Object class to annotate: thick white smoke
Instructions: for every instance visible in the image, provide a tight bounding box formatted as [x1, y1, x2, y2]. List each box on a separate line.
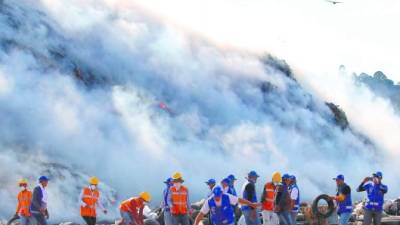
[0, 0, 397, 223]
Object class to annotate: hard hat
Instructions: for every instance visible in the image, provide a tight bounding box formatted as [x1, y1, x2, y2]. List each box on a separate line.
[89, 176, 99, 185]
[228, 174, 237, 181]
[290, 175, 297, 181]
[272, 172, 282, 183]
[248, 171, 259, 178]
[164, 178, 172, 184]
[172, 172, 182, 180]
[205, 179, 216, 185]
[19, 178, 28, 185]
[212, 186, 223, 197]
[333, 174, 344, 181]
[282, 174, 290, 180]
[38, 176, 49, 182]
[373, 171, 383, 178]
[221, 178, 230, 184]
[139, 192, 152, 202]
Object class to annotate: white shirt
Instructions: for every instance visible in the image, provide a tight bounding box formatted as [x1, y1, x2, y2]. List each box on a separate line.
[40, 184, 48, 203]
[290, 187, 299, 200]
[200, 194, 239, 214]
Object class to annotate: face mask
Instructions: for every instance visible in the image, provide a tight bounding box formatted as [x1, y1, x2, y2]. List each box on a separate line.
[273, 182, 279, 186]
[20, 186, 27, 191]
[174, 183, 182, 189]
[90, 185, 97, 190]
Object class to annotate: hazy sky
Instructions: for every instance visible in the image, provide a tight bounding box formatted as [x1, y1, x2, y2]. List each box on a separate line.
[130, 0, 400, 82]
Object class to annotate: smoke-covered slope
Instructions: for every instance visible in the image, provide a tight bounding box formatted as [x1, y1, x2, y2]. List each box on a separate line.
[0, 0, 390, 222]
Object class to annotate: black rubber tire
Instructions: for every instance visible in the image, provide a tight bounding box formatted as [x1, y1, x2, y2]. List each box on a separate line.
[312, 194, 335, 219]
[144, 218, 161, 225]
[7, 215, 20, 225]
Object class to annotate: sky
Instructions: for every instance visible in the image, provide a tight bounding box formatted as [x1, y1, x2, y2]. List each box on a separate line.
[129, 0, 400, 81]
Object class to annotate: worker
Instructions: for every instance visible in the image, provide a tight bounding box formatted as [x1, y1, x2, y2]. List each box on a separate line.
[227, 174, 237, 196]
[162, 178, 174, 225]
[15, 178, 32, 225]
[30, 176, 49, 225]
[168, 172, 191, 225]
[206, 179, 217, 197]
[221, 178, 231, 194]
[274, 174, 293, 225]
[330, 175, 352, 225]
[80, 176, 107, 225]
[241, 171, 261, 225]
[260, 172, 281, 225]
[357, 172, 388, 225]
[194, 186, 260, 225]
[288, 175, 300, 225]
[120, 192, 151, 225]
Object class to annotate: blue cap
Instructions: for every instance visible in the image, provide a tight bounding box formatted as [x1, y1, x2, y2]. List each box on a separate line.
[38, 176, 49, 182]
[212, 186, 223, 197]
[290, 175, 296, 180]
[164, 178, 172, 184]
[248, 171, 259, 178]
[228, 174, 237, 181]
[333, 174, 344, 181]
[221, 178, 230, 184]
[282, 174, 290, 179]
[206, 179, 216, 185]
[373, 172, 383, 178]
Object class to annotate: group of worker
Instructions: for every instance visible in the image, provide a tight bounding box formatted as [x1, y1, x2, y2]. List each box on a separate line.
[13, 170, 388, 225]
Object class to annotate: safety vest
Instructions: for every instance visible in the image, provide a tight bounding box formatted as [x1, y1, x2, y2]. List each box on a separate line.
[209, 194, 235, 225]
[364, 183, 387, 211]
[120, 197, 144, 212]
[80, 187, 100, 217]
[241, 181, 257, 211]
[262, 182, 276, 211]
[337, 184, 352, 214]
[170, 185, 188, 215]
[17, 190, 32, 217]
[290, 184, 300, 212]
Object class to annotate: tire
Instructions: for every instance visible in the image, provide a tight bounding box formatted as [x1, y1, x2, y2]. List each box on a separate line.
[311, 194, 335, 219]
[145, 218, 161, 225]
[7, 215, 20, 225]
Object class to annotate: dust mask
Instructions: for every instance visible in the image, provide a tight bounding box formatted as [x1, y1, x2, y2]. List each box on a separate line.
[20, 186, 27, 191]
[90, 185, 97, 190]
[174, 183, 182, 189]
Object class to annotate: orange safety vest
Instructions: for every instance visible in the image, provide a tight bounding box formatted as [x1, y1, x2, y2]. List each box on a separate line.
[120, 197, 143, 212]
[16, 190, 32, 217]
[80, 187, 100, 217]
[170, 185, 188, 215]
[262, 182, 276, 211]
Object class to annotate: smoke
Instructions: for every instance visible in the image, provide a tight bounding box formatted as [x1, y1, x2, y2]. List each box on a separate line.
[0, 0, 398, 222]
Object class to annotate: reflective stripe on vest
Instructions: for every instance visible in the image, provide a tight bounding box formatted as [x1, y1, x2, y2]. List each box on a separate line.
[170, 186, 188, 215]
[17, 190, 32, 217]
[262, 182, 276, 211]
[80, 187, 100, 217]
[209, 195, 234, 225]
[290, 185, 300, 212]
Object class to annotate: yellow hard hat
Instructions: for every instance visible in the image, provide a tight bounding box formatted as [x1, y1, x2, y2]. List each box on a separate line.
[172, 172, 183, 180]
[272, 172, 282, 183]
[19, 178, 28, 185]
[139, 192, 151, 202]
[89, 176, 99, 185]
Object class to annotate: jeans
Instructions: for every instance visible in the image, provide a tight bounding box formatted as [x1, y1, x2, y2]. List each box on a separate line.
[277, 211, 293, 225]
[261, 210, 279, 225]
[243, 209, 261, 225]
[338, 212, 351, 225]
[172, 214, 190, 225]
[82, 216, 97, 225]
[363, 209, 382, 225]
[290, 212, 298, 225]
[32, 213, 47, 225]
[164, 210, 173, 225]
[121, 210, 137, 225]
[20, 216, 30, 225]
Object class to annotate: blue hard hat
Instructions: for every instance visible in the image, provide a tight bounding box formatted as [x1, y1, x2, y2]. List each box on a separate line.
[206, 179, 216, 185]
[248, 171, 259, 178]
[373, 171, 383, 178]
[221, 178, 230, 184]
[290, 175, 296, 180]
[38, 176, 49, 182]
[228, 174, 237, 181]
[333, 174, 344, 181]
[212, 186, 223, 197]
[164, 178, 172, 184]
[282, 174, 290, 179]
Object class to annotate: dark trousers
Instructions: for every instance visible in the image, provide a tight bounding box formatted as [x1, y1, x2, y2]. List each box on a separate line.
[83, 216, 97, 225]
[172, 214, 190, 225]
[32, 213, 47, 225]
[363, 209, 382, 225]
